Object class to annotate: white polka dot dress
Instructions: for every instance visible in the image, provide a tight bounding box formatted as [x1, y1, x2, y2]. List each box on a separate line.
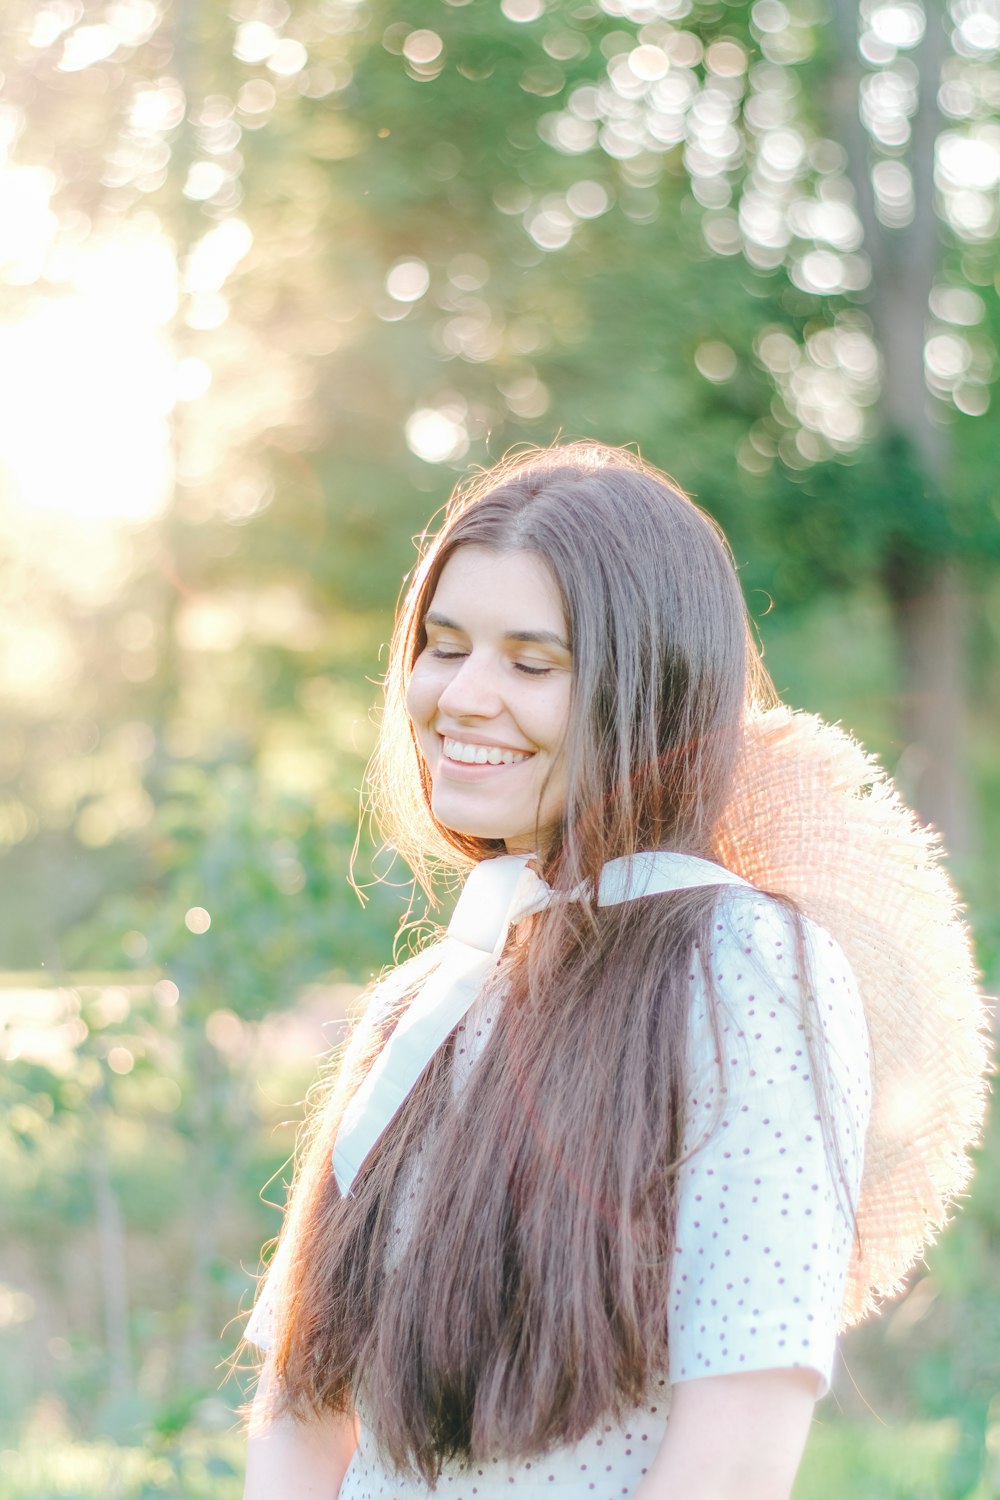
[247, 891, 871, 1497]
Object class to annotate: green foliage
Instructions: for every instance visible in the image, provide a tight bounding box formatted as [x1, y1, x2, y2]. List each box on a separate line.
[795, 1418, 976, 1500]
[4, 0, 999, 961]
[96, 760, 408, 1005]
[0, 1430, 245, 1500]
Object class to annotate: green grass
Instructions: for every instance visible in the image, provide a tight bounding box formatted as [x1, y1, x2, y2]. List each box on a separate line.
[0, 1434, 243, 1500]
[2, 1419, 995, 1500]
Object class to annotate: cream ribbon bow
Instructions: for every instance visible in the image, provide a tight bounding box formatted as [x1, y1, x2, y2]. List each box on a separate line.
[332, 849, 748, 1197]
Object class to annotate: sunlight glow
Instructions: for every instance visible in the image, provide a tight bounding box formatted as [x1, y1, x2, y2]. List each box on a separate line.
[0, 224, 176, 527]
[0, 165, 58, 282]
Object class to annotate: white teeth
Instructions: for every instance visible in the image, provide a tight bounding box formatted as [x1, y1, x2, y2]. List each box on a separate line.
[443, 738, 530, 766]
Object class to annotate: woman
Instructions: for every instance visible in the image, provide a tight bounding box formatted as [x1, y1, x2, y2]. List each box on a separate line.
[242, 443, 982, 1499]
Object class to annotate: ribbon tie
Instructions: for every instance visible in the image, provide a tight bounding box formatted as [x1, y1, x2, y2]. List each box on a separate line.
[333, 849, 748, 1196]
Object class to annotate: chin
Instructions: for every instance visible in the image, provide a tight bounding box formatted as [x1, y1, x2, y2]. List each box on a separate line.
[440, 818, 522, 843]
[433, 809, 528, 847]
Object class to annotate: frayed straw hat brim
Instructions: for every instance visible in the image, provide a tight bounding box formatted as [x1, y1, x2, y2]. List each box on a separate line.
[716, 707, 992, 1327]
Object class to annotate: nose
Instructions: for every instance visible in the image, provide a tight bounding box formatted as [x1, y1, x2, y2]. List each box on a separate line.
[436, 650, 502, 720]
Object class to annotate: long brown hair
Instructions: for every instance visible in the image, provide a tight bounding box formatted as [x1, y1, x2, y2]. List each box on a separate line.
[259, 444, 778, 1475]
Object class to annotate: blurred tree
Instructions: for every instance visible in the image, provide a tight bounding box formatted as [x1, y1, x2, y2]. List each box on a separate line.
[3, 0, 999, 979]
[202, 0, 1000, 846]
[495, 0, 1000, 845]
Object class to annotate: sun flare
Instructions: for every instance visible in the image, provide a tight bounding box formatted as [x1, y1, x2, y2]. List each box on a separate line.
[0, 213, 177, 529]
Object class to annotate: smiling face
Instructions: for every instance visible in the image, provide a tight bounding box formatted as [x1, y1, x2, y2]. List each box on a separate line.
[405, 545, 573, 854]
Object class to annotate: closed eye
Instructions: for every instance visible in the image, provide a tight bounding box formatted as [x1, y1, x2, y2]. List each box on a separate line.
[514, 662, 554, 677]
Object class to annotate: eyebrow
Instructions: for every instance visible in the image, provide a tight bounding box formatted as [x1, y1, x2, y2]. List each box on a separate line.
[425, 611, 571, 653]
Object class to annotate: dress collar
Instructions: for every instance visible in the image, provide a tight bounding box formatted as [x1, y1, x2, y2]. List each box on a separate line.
[333, 849, 748, 1196]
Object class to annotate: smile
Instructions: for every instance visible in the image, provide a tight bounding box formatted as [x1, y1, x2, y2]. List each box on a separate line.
[442, 737, 532, 766]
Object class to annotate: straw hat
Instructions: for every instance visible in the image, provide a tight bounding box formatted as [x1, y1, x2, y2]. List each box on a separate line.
[716, 706, 992, 1327]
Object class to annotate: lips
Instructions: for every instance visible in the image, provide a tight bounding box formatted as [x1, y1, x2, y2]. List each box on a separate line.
[441, 736, 532, 766]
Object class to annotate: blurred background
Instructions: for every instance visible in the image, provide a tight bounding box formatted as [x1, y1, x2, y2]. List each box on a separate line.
[0, 0, 998, 1495]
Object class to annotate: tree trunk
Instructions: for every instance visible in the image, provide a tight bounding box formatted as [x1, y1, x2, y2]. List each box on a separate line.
[828, 0, 970, 852]
[884, 559, 970, 851]
[91, 1132, 133, 1403]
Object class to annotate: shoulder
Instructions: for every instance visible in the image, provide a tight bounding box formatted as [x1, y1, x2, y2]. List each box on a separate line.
[704, 887, 861, 1012]
[692, 887, 870, 1092]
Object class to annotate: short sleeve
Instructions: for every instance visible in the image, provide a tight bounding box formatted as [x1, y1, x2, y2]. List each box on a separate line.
[668, 893, 871, 1396]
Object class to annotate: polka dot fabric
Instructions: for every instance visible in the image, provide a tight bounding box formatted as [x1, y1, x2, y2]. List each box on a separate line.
[340, 1388, 671, 1499]
[247, 891, 871, 1496]
[668, 895, 870, 1398]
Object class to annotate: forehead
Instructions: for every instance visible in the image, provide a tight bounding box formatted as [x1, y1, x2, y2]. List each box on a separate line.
[426, 546, 566, 628]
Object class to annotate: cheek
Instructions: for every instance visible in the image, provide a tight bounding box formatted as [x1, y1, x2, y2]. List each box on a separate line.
[404, 661, 438, 731]
[541, 684, 573, 755]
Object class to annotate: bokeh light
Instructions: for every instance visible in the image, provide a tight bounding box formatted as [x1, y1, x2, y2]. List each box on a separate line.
[405, 405, 471, 463]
